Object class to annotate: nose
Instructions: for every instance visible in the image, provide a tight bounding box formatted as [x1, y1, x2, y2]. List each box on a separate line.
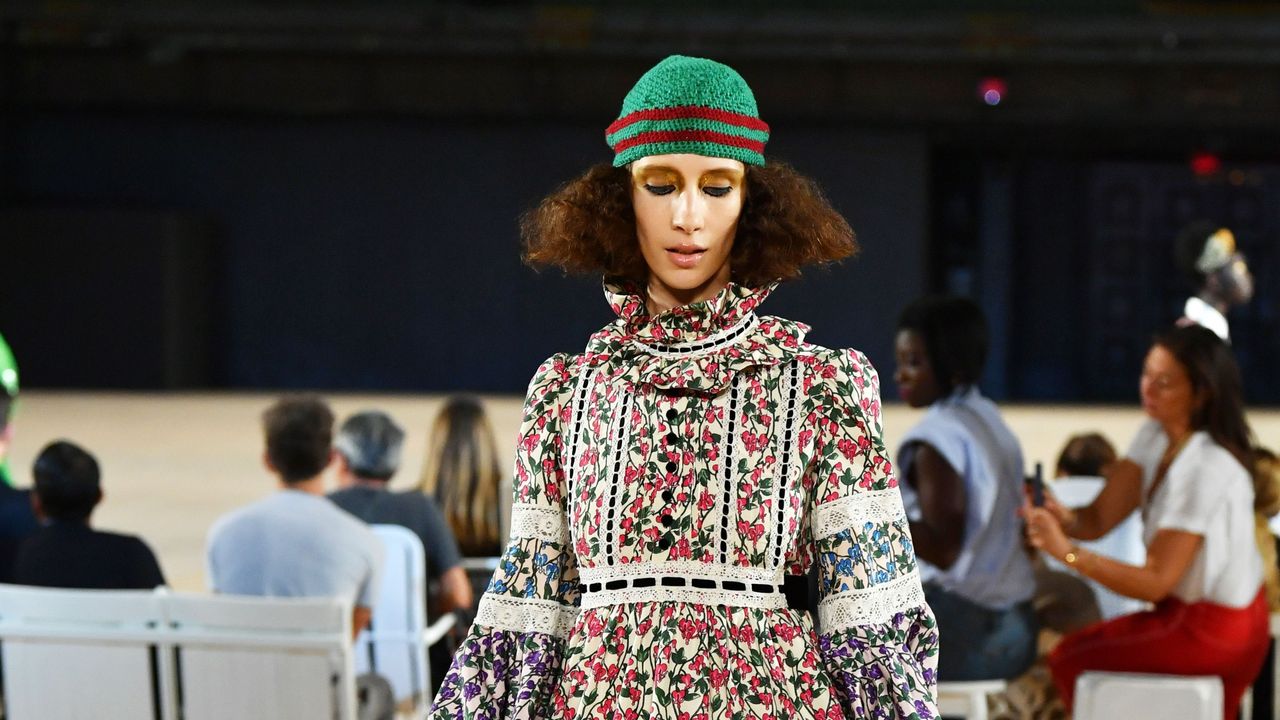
[671, 189, 705, 234]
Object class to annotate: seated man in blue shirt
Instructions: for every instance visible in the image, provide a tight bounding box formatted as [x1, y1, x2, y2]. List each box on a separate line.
[14, 440, 165, 589]
[207, 396, 383, 639]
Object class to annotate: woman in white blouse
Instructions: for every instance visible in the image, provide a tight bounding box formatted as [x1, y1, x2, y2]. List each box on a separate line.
[1024, 325, 1269, 719]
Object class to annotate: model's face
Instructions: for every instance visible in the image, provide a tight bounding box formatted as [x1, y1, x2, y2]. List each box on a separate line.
[894, 329, 942, 408]
[1214, 254, 1254, 305]
[631, 154, 745, 311]
[1139, 344, 1200, 429]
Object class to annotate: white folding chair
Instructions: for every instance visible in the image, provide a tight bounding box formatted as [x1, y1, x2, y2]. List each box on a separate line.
[355, 524, 457, 717]
[936, 679, 1007, 720]
[1047, 476, 1148, 619]
[0, 584, 172, 720]
[164, 591, 356, 720]
[1074, 671, 1222, 720]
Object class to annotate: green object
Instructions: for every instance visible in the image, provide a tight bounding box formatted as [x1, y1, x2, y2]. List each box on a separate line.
[606, 55, 770, 167]
[0, 332, 15, 488]
[0, 332, 15, 400]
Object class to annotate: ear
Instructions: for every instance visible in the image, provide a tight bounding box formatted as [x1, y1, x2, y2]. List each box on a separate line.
[262, 451, 277, 475]
[29, 491, 44, 521]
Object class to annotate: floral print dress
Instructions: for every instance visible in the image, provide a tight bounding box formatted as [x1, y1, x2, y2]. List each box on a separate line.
[431, 282, 938, 720]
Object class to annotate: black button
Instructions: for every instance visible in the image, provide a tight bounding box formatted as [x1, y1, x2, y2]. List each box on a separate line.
[661, 490, 674, 502]
[666, 408, 678, 421]
[658, 537, 672, 550]
[665, 433, 679, 444]
[665, 461, 678, 473]
[661, 515, 674, 527]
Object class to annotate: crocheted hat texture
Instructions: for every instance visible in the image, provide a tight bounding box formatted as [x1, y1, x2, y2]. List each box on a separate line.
[606, 55, 769, 167]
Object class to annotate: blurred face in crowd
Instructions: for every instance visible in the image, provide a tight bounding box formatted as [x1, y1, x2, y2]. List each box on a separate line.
[1211, 254, 1254, 306]
[1140, 344, 1201, 430]
[631, 154, 744, 313]
[894, 330, 942, 408]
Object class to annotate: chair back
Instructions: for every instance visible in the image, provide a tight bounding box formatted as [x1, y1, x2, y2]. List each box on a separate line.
[1074, 671, 1222, 719]
[1048, 475, 1148, 618]
[165, 591, 355, 720]
[0, 584, 168, 720]
[355, 524, 429, 711]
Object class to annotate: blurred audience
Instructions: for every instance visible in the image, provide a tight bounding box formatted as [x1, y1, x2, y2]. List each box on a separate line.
[1055, 433, 1117, 478]
[329, 410, 472, 697]
[893, 295, 1037, 681]
[1253, 446, 1280, 610]
[329, 410, 473, 614]
[206, 396, 383, 639]
[416, 396, 503, 558]
[0, 332, 38, 582]
[1024, 325, 1268, 719]
[1174, 222, 1254, 342]
[13, 440, 165, 589]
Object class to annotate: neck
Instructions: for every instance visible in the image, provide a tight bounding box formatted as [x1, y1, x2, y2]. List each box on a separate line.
[352, 477, 390, 490]
[645, 269, 731, 316]
[1197, 290, 1229, 314]
[282, 475, 325, 496]
[1161, 421, 1195, 450]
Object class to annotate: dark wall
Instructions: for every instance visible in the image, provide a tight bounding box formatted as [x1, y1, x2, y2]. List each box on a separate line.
[2, 113, 928, 392]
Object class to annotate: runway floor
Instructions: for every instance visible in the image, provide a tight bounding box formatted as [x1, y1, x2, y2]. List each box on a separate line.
[6, 391, 1279, 591]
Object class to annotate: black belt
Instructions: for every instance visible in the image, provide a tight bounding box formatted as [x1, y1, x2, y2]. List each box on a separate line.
[581, 573, 811, 610]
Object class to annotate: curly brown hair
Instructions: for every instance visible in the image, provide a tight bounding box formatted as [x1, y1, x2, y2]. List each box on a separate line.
[521, 160, 857, 288]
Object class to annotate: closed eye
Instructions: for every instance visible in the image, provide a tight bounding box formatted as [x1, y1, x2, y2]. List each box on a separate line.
[644, 183, 675, 196]
[703, 186, 732, 197]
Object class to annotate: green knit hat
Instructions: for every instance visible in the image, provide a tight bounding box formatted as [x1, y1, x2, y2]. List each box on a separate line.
[606, 55, 769, 168]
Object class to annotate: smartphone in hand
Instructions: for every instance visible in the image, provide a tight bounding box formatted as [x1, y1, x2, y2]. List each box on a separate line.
[1028, 462, 1045, 507]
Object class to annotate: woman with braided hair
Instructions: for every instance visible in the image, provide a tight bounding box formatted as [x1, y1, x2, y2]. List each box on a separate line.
[431, 55, 938, 720]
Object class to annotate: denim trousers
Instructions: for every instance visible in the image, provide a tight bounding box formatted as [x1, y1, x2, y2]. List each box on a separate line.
[925, 582, 1039, 681]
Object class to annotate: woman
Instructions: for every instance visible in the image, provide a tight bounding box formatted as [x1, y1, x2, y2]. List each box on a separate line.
[1024, 325, 1269, 719]
[430, 55, 938, 720]
[893, 296, 1037, 680]
[418, 395, 504, 558]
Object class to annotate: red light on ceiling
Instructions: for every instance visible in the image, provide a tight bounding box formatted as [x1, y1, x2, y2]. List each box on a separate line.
[1190, 150, 1222, 177]
[977, 77, 1007, 106]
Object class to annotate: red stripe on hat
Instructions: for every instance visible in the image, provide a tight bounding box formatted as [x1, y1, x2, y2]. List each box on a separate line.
[606, 105, 770, 135]
[612, 130, 766, 154]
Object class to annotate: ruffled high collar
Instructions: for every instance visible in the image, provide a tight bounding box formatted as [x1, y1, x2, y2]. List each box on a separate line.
[586, 280, 808, 394]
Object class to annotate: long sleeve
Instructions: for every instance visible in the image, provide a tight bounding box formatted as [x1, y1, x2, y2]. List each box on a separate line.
[806, 349, 939, 720]
[431, 354, 582, 720]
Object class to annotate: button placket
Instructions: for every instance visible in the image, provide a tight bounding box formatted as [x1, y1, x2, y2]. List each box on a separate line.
[658, 404, 683, 552]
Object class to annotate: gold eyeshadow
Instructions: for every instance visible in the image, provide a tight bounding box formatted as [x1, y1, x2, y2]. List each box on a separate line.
[631, 163, 744, 193]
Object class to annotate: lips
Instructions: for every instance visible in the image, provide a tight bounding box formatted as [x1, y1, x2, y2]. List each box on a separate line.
[666, 244, 706, 269]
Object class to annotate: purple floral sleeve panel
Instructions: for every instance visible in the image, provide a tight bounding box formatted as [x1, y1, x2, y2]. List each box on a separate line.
[431, 625, 567, 720]
[805, 349, 939, 719]
[429, 354, 582, 720]
[820, 604, 940, 720]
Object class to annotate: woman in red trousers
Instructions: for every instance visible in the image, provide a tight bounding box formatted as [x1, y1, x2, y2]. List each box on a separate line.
[1024, 325, 1269, 719]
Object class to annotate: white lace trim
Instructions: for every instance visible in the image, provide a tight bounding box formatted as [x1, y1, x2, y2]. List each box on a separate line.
[632, 313, 760, 358]
[508, 503, 569, 544]
[475, 594, 579, 640]
[811, 488, 908, 540]
[817, 570, 927, 633]
[579, 585, 787, 611]
[578, 561, 780, 585]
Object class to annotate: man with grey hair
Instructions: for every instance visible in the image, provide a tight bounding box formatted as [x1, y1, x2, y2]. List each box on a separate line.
[328, 411, 472, 617]
[328, 411, 473, 696]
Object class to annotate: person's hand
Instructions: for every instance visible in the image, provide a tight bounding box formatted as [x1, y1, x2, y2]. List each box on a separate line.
[1024, 482, 1076, 534]
[1022, 500, 1075, 562]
